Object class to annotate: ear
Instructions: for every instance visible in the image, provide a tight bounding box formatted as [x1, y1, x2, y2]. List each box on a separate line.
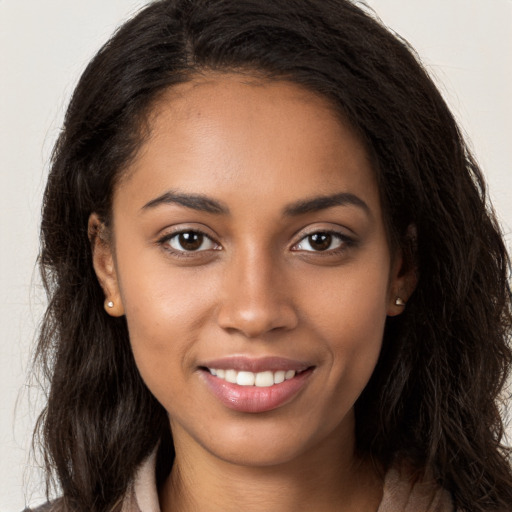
[88, 213, 125, 317]
[387, 227, 418, 317]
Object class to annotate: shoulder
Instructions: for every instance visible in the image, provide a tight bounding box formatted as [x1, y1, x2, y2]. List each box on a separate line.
[379, 460, 455, 512]
[22, 500, 62, 512]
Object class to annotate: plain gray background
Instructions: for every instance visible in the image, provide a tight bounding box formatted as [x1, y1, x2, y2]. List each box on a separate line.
[1, 1, 511, 509]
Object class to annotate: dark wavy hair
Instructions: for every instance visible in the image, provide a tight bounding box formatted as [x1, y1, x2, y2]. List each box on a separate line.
[34, 0, 512, 511]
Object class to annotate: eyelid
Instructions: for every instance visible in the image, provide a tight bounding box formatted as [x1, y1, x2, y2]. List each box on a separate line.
[155, 224, 355, 257]
[157, 226, 222, 255]
[290, 227, 356, 253]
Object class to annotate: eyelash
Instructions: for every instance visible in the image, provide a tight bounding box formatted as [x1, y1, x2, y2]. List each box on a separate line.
[157, 228, 355, 258]
[157, 229, 221, 259]
[291, 230, 355, 255]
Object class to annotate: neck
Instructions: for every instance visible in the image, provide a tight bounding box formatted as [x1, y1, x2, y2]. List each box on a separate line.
[159, 421, 383, 512]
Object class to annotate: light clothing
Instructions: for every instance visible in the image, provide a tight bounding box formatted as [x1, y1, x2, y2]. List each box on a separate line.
[120, 451, 454, 512]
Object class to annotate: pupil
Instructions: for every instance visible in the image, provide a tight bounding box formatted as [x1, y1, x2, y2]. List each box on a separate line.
[309, 233, 331, 251]
[179, 232, 203, 251]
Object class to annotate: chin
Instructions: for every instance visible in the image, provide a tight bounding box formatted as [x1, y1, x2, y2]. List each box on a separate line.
[173, 408, 353, 469]
[206, 436, 313, 468]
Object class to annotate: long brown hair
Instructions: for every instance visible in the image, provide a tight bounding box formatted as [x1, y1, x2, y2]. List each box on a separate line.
[35, 1, 512, 510]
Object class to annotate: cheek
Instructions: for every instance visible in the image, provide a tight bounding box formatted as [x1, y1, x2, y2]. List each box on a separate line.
[302, 259, 390, 388]
[303, 255, 391, 339]
[115, 251, 221, 385]
[322, 301, 386, 397]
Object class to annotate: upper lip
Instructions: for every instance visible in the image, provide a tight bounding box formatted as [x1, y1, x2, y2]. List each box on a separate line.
[199, 356, 312, 373]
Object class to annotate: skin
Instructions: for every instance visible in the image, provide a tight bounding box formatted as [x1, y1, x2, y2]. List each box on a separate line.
[91, 73, 416, 511]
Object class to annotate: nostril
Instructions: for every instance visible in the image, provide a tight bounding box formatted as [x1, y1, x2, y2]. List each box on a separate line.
[216, 301, 299, 338]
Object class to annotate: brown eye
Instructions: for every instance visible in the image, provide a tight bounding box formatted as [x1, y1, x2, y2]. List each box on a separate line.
[179, 232, 203, 251]
[308, 233, 332, 251]
[294, 231, 346, 252]
[167, 231, 217, 252]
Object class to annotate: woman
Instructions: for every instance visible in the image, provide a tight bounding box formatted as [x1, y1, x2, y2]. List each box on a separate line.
[30, 0, 512, 511]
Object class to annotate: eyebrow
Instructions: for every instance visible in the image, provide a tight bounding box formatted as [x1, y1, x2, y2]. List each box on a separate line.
[283, 192, 371, 217]
[141, 190, 370, 217]
[141, 190, 229, 214]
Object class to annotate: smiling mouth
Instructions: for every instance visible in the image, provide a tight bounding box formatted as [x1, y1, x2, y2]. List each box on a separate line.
[200, 364, 314, 413]
[205, 368, 305, 387]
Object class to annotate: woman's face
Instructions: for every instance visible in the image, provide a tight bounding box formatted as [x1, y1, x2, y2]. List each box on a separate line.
[93, 74, 410, 467]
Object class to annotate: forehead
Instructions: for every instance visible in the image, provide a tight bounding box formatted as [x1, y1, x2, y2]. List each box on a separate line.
[116, 73, 380, 217]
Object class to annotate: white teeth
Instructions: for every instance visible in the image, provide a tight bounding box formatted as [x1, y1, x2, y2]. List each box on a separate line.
[274, 370, 285, 384]
[225, 369, 237, 384]
[254, 371, 274, 387]
[285, 370, 295, 380]
[236, 371, 255, 386]
[208, 368, 298, 386]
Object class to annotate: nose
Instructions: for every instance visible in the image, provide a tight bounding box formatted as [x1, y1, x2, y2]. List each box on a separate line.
[216, 247, 299, 338]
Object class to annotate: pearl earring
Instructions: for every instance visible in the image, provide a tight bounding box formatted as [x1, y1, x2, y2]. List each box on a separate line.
[106, 300, 114, 308]
[395, 297, 406, 306]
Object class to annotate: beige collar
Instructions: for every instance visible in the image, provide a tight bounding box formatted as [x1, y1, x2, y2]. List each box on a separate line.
[123, 453, 453, 512]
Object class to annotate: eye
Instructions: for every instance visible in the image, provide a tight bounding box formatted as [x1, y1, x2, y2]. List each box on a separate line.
[164, 231, 219, 253]
[293, 231, 346, 252]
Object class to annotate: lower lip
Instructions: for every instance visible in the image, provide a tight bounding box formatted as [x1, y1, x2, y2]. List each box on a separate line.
[201, 369, 313, 413]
